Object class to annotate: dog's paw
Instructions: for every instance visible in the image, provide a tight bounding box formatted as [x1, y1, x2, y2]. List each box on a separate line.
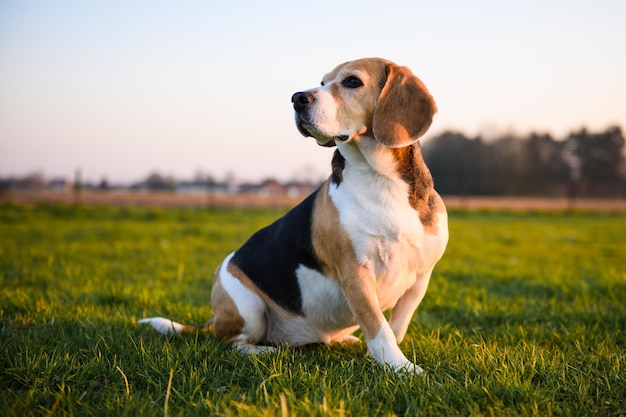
[379, 358, 424, 374]
[394, 361, 424, 374]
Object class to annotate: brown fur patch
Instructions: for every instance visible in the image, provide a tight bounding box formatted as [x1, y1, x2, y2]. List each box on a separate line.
[210, 268, 245, 342]
[390, 144, 445, 234]
[329, 82, 342, 100]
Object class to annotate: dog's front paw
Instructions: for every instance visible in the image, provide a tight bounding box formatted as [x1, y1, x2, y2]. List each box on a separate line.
[391, 360, 424, 374]
[367, 327, 425, 373]
[366, 347, 424, 373]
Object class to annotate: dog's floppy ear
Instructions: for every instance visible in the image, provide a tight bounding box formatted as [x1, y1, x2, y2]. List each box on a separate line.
[372, 63, 437, 148]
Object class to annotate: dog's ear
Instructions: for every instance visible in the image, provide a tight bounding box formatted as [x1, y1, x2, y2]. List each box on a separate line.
[372, 63, 437, 148]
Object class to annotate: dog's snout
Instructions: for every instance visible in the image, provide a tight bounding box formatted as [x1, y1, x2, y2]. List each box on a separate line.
[291, 92, 314, 112]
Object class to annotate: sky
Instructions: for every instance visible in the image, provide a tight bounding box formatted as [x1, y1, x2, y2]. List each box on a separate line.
[1, 0, 625, 184]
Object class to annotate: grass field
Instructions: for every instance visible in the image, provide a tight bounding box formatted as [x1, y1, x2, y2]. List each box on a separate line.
[1, 203, 624, 416]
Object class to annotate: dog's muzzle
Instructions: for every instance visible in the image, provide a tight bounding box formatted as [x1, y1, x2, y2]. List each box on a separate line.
[291, 92, 345, 146]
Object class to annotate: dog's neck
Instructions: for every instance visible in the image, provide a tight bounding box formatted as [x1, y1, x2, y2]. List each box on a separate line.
[331, 139, 435, 222]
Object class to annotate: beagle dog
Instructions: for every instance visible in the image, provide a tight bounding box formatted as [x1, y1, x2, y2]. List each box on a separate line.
[140, 58, 448, 373]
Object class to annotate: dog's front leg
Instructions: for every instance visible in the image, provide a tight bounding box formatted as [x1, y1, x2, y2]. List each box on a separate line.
[388, 268, 433, 343]
[342, 264, 422, 373]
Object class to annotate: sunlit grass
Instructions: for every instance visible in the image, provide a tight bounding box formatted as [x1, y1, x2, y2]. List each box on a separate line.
[1, 203, 624, 416]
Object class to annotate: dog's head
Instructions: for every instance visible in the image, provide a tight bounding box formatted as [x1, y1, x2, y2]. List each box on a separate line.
[292, 58, 437, 148]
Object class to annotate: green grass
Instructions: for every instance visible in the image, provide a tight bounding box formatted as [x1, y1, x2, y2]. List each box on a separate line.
[1, 203, 624, 416]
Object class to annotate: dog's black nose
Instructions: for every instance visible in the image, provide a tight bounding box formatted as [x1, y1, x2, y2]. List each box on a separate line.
[291, 92, 314, 112]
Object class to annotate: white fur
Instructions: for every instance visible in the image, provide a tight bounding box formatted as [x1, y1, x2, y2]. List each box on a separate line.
[300, 87, 340, 144]
[259, 265, 359, 345]
[369, 324, 423, 373]
[297, 265, 353, 330]
[218, 252, 268, 346]
[330, 140, 428, 301]
[137, 317, 186, 335]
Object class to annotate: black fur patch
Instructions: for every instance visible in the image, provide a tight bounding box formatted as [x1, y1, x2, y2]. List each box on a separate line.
[331, 150, 345, 186]
[230, 189, 322, 314]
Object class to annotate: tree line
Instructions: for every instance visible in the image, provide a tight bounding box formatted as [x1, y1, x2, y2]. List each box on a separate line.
[422, 126, 625, 197]
[2, 126, 624, 199]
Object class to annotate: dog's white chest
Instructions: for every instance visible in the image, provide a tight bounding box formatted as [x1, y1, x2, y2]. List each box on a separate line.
[328, 170, 426, 309]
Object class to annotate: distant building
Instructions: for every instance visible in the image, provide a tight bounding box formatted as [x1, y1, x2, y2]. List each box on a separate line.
[48, 178, 72, 192]
[176, 181, 230, 195]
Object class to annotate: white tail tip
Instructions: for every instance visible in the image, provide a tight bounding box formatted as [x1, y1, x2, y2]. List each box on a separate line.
[137, 317, 186, 335]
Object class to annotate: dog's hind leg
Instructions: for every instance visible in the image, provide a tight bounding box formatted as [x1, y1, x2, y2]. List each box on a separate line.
[211, 254, 270, 352]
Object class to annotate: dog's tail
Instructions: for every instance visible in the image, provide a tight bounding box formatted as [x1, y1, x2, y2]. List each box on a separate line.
[137, 317, 212, 335]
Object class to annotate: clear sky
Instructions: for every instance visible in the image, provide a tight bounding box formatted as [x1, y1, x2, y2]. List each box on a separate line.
[1, 0, 625, 184]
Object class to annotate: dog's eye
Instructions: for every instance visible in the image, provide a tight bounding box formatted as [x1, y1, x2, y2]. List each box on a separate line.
[342, 76, 363, 89]
[320, 80, 325, 86]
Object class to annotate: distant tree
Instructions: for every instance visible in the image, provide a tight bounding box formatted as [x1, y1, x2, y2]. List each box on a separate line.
[564, 126, 625, 195]
[423, 131, 486, 195]
[487, 135, 533, 194]
[143, 172, 176, 191]
[425, 126, 625, 197]
[98, 177, 110, 190]
[525, 133, 569, 194]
